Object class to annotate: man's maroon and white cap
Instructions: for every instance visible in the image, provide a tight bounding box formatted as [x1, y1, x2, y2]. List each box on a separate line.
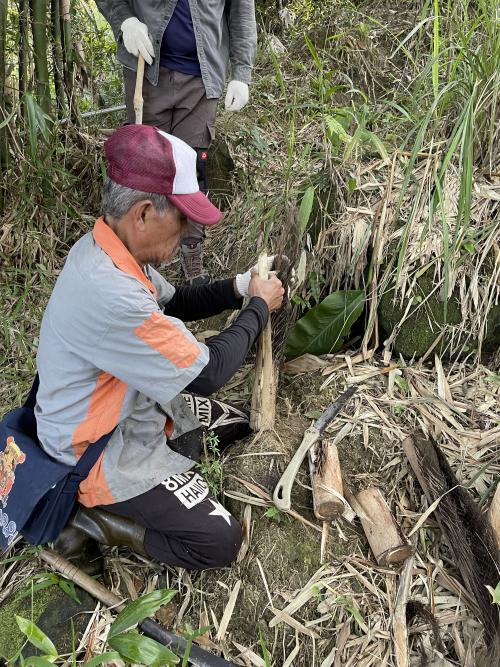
[104, 124, 222, 226]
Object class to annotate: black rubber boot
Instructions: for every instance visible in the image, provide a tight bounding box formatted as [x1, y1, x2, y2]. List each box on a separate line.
[53, 524, 103, 576]
[71, 507, 148, 557]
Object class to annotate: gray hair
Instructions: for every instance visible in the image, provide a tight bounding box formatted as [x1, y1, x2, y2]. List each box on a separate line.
[102, 178, 171, 219]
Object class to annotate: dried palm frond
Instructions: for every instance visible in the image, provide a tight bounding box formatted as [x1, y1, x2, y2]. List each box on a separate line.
[403, 434, 499, 646]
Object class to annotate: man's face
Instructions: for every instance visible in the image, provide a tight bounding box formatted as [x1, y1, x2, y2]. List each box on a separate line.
[137, 203, 189, 265]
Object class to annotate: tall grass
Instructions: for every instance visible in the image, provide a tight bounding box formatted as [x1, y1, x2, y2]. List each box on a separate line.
[394, 0, 500, 288]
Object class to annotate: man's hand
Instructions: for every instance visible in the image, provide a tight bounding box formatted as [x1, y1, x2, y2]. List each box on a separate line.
[121, 17, 155, 65]
[235, 256, 275, 298]
[225, 80, 249, 111]
[248, 273, 284, 313]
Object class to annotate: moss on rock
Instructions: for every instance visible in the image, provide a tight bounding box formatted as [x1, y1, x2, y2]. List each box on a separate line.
[378, 274, 463, 359]
[0, 584, 95, 661]
[0, 585, 59, 661]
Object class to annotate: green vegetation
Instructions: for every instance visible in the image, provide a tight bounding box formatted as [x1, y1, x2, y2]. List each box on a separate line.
[0, 0, 499, 664]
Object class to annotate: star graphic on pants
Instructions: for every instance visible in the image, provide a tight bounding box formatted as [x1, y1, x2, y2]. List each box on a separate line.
[208, 499, 232, 526]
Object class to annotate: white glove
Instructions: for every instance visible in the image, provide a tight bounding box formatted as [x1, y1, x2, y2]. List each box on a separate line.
[121, 17, 155, 65]
[235, 256, 275, 298]
[224, 80, 249, 111]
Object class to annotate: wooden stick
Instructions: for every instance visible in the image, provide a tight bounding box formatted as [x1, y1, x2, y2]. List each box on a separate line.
[356, 487, 414, 566]
[308, 438, 344, 520]
[133, 54, 145, 124]
[392, 552, 414, 667]
[250, 253, 276, 431]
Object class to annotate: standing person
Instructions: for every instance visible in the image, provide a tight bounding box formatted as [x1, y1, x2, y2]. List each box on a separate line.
[95, 0, 257, 284]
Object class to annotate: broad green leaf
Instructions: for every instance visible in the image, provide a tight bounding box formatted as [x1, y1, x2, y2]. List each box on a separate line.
[15, 616, 58, 659]
[109, 589, 177, 639]
[83, 651, 122, 666]
[297, 186, 315, 236]
[58, 579, 81, 604]
[346, 602, 365, 628]
[363, 130, 388, 160]
[325, 115, 352, 143]
[108, 631, 179, 666]
[264, 506, 283, 522]
[285, 291, 365, 359]
[22, 658, 57, 667]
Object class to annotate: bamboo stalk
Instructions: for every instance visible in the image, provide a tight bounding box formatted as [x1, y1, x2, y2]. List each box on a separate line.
[18, 0, 29, 118]
[60, 0, 74, 112]
[250, 253, 276, 431]
[309, 438, 345, 520]
[29, 0, 52, 114]
[50, 0, 65, 117]
[134, 54, 145, 124]
[356, 487, 414, 566]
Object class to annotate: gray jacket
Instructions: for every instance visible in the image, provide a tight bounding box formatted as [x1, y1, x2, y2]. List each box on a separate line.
[95, 0, 257, 98]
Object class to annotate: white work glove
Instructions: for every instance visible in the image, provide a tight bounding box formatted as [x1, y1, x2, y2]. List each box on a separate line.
[121, 17, 155, 65]
[235, 256, 275, 298]
[224, 80, 249, 111]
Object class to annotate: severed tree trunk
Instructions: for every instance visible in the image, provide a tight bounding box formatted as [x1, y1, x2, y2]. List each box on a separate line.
[50, 0, 65, 116]
[29, 0, 52, 114]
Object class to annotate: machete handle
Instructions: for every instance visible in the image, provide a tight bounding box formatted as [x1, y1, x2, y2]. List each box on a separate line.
[273, 387, 357, 512]
[273, 426, 319, 511]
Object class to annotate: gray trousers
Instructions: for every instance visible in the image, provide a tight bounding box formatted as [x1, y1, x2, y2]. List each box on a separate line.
[124, 66, 218, 241]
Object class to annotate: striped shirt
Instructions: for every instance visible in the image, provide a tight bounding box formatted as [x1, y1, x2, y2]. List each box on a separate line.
[35, 217, 208, 507]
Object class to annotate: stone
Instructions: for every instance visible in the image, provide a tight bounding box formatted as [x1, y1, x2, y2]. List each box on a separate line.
[378, 273, 499, 360]
[0, 584, 96, 662]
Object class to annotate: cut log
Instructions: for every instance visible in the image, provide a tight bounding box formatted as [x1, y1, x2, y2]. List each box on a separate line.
[308, 438, 344, 520]
[356, 487, 414, 566]
[488, 483, 500, 551]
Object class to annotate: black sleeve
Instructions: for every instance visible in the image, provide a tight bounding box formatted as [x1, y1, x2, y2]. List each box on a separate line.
[187, 297, 268, 396]
[163, 279, 243, 322]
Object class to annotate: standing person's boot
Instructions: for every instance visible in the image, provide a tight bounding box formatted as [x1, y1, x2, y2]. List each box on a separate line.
[180, 236, 210, 285]
[180, 148, 212, 285]
[69, 507, 148, 557]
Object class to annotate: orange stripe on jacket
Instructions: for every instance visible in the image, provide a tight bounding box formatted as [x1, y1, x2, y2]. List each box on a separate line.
[78, 452, 116, 506]
[72, 371, 128, 458]
[93, 217, 156, 295]
[134, 311, 201, 369]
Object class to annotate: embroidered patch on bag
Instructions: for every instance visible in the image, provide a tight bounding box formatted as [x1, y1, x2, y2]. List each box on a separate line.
[0, 508, 18, 545]
[0, 436, 26, 508]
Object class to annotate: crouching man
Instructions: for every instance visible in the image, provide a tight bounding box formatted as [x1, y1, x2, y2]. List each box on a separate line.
[35, 124, 283, 569]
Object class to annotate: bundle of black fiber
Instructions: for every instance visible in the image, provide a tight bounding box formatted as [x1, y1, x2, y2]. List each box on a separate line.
[407, 435, 499, 647]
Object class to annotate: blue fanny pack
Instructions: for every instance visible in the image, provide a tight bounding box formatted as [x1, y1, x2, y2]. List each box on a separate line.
[0, 376, 114, 551]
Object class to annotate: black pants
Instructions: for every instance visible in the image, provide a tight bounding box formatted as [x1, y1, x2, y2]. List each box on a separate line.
[102, 395, 250, 569]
